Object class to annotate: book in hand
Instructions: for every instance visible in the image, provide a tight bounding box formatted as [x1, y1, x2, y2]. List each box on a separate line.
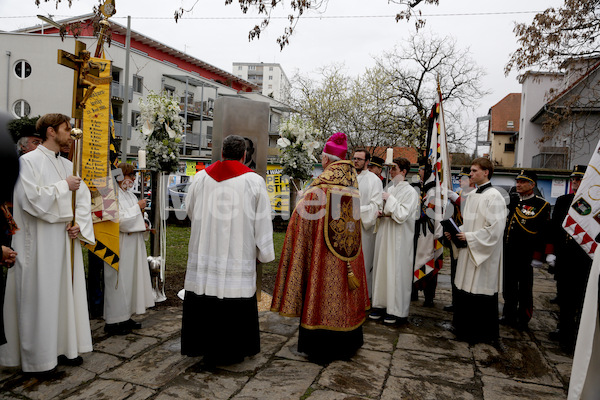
[441, 218, 467, 248]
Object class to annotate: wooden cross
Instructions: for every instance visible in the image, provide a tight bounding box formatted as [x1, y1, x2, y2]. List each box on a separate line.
[57, 40, 111, 120]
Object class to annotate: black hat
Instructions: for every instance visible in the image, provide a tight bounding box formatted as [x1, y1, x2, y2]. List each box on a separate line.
[516, 169, 537, 183]
[459, 166, 470, 176]
[418, 156, 428, 167]
[570, 165, 587, 178]
[370, 156, 384, 169]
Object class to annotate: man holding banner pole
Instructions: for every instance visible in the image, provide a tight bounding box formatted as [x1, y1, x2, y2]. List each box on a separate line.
[0, 114, 95, 373]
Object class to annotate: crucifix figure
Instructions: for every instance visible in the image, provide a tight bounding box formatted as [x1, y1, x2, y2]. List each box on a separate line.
[58, 41, 111, 120]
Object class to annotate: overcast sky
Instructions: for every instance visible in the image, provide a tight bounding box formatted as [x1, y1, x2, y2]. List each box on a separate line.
[1, 0, 564, 150]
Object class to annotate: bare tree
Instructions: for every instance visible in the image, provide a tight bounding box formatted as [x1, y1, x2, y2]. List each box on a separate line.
[506, 0, 600, 167]
[38, 0, 440, 49]
[506, 0, 600, 73]
[376, 33, 487, 153]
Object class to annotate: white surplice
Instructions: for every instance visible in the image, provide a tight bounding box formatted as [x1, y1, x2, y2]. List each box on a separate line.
[357, 169, 383, 296]
[104, 187, 155, 324]
[0, 145, 95, 372]
[454, 186, 507, 295]
[372, 180, 419, 318]
[184, 169, 275, 299]
[568, 248, 600, 400]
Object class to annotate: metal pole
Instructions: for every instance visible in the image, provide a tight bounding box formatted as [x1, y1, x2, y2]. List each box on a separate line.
[183, 77, 189, 155]
[199, 83, 204, 149]
[6, 51, 11, 112]
[120, 16, 131, 162]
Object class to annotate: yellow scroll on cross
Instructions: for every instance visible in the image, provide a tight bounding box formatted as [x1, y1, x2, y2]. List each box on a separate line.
[81, 56, 120, 271]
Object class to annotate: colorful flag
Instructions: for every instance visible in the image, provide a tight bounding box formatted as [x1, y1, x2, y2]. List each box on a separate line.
[81, 55, 120, 271]
[414, 89, 451, 281]
[563, 143, 600, 259]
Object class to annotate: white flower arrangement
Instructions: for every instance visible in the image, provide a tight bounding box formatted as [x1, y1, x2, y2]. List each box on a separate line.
[138, 91, 184, 173]
[278, 116, 321, 181]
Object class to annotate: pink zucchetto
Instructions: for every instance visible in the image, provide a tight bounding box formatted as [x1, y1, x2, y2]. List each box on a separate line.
[323, 132, 348, 160]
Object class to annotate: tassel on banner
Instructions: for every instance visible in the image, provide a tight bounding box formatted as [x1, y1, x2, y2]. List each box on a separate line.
[347, 262, 360, 291]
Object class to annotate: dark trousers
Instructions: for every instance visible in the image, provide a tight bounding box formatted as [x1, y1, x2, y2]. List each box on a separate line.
[87, 250, 104, 319]
[181, 291, 260, 364]
[503, 249, 534, 326]
[557, 256, 592, 346]
[453, 289, 499, 343]
[413, 273, 438, 302]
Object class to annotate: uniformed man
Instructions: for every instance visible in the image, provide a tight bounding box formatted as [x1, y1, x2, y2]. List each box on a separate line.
[501, 170, 551, 330]
[368, 156, 385, 183]
[548, 165, 592, 352]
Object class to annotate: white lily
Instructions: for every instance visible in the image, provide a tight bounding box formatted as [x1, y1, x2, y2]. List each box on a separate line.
[165, 123, 176, 138]
[142, 120, 154, 136]
[277, 137, 291, 148]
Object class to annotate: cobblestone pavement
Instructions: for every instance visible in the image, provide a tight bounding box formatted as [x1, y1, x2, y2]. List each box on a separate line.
[0, 266, 571, 399]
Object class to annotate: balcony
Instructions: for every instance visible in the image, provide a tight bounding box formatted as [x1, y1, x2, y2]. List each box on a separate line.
[111, 82, 134, 101]
[113, 121, 132, 139]
[178, 101, 214, 119]
[531, 147, 568, 169]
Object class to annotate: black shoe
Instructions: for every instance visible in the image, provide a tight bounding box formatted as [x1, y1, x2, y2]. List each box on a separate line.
[443, 304, 455, 312]
[125, 319, 142, 330]
[549, 329, 561, 341]
[549, 296, 559, 304]
[383, 314, 399, 325]
[57, 355, 83, 367]
[368, 309, 384, 321]
[499, 316, 516, 327]
[104, 323, 132, 336]
[423, 300, 434, 307]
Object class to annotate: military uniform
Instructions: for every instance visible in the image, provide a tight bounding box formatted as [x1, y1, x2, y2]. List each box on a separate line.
[550, 166, 592, 350]
[503, 171, 551, 329]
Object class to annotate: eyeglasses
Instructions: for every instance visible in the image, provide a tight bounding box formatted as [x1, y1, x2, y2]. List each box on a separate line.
[352, 157, 365, 161]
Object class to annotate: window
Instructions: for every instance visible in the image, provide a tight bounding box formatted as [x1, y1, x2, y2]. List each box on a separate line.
[238, 66, 242, 70]
[12, 100, 31, 118]
[507, 120, 514, 128]
[269, 66, 273, 71]
[504, 143, 515, 152]
[133, 75, 144, 93]
[163, 85, 175, 97]
[131, 110, 141, 128]
[268, 75, 273, 80]
[14, 60, 32, 79]
[268, 84, 273, 89]
[112, 69, 121, 83]
[248, 66, 256, 70]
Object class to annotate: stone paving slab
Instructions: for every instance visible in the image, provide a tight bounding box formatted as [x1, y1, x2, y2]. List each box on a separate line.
[232, 359, 322, 399]
[382, 376, 477, 400]
[101, 337, 196, 390]
[396, 332, 471, 358]
[390, 348, 476, 386]
[307, 389, 371, 400]
[155, 370, 249, 400]
[259, 312, 300, 337]
[274, 332, 309, 362]
[473, 340, 563, 387]
[480, 376, 566, 399]
[318, 349, 391, 398]
[220, 332, 289, 373]
[80, 351, 123, 375]
[11, 367, 96, 400]
[62, 379, 155, 400]
[93, 333, 162, 359]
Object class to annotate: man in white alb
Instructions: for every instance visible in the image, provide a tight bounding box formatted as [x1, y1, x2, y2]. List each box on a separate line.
[352, 148, 383, 297]
[0, 113, 95, 373]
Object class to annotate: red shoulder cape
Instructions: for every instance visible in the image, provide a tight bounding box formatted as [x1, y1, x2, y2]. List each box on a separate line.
[205, 160, 254, 182]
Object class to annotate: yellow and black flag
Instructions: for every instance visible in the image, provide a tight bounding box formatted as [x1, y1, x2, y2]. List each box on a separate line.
[81, 55, 120, 271]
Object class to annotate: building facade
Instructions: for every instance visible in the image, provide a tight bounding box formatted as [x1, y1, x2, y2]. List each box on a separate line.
[233, 62, 290, 102]
[3, 15, 289, 157]
[487, 93, 520, 167]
